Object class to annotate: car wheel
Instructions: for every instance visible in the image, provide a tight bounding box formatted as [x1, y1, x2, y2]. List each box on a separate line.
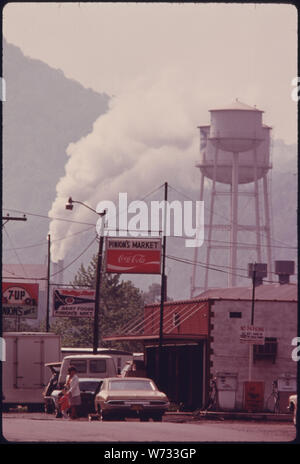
[44, 403, 53, 414]
[97, 405, 109, 421]
[152, 414, 163, 422]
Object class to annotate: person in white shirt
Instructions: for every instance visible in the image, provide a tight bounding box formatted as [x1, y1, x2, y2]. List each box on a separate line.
[66, 366, 81, 419]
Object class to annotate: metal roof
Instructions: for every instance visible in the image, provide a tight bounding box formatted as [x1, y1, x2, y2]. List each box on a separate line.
[102, 284, 297, 343]
[209, 100, 263, 112]
[195, 283, 298, 302]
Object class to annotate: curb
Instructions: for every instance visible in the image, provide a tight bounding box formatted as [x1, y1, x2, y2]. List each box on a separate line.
[165, 411, 293, 422]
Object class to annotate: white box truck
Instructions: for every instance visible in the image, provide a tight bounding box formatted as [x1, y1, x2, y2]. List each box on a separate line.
[2, 332, 61, 411]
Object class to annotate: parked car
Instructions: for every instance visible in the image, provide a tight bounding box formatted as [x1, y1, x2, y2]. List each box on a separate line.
[50, 378, 103, 417]
[288, 394, 297, 426]
[94, 377, 169, 421]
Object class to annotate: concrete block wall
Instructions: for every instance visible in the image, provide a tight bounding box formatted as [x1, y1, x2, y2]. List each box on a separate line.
[210, 299, 297, 410]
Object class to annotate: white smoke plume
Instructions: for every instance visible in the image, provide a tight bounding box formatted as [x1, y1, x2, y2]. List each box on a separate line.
[48, 68, 232, 263]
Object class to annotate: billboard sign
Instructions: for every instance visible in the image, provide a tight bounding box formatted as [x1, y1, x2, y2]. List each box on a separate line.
[240, 325, 265, 345]
[53, 288, 95, 318]
[105, 237, 162, 274]
[2, 282, 39, 318]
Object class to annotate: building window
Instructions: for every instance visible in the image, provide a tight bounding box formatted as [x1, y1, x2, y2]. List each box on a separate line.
[253, 337, 277, 364]
[229, 312, 242, 318]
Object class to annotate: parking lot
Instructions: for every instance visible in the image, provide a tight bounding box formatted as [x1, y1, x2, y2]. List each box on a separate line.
[2, 411, 297, 443]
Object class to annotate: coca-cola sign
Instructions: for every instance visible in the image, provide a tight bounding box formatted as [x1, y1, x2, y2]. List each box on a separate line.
[105, 238, 161, 274]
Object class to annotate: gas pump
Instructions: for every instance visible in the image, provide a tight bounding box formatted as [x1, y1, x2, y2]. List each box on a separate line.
[276, 373, 297, 414]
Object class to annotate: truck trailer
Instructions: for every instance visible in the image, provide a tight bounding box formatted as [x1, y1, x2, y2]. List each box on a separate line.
[2, 332, 61, 411]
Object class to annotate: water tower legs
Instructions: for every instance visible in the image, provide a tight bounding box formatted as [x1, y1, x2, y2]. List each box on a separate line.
[229, 152, 239, 287]
[253, 147, 262, 264]
[190, 168, 273, 296]
[204, 146, 219, 289]
[263, 175, 273, 281]
[190, 171, 205, 298]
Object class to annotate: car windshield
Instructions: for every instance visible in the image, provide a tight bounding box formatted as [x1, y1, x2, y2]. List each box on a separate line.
[109, 380, 154, 391]
[79, 381, 101, 392]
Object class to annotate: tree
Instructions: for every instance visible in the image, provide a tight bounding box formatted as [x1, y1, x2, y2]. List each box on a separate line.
[51, 254, 144, 352]
[142, 282, 173, 305]
[142, 283, 161, 305]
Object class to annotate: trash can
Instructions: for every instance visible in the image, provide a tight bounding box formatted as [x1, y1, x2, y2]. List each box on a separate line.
[277, 373, 297, 414]
[216, 372, 238, 410]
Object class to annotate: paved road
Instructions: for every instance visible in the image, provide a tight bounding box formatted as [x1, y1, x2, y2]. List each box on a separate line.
[2, 413, 297, 443]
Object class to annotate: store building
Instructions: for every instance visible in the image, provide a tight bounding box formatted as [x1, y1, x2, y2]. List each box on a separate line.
[104, 278, 297, 412]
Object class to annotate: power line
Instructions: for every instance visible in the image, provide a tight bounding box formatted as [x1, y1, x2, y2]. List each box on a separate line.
[2, 236, 97, 281]
[3, 225, 95, 252]
[50, 237, 97, 277]
[168, 183, 296, 249]
[3, 184, 164, 229]
[3, 227, 29, 278]
[3, 208, 95, 226]
[166, 253, 289, 284]
[168, 234, 297, 250]
[167, 253, 248, 280]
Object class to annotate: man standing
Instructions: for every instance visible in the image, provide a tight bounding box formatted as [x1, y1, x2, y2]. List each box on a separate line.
[66, 366, 81, 419]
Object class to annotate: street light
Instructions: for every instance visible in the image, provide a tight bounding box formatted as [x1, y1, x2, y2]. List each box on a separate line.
[65, 197, 106, 354]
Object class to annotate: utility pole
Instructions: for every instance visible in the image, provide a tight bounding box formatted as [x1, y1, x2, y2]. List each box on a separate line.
[93, 215, 106, 354]
[2, 214, 27, 227]
[249, 263, 257, 381]
[158, 182, 168, 387]
[65, 198, 106, 354]
[46, 234, 51, 332]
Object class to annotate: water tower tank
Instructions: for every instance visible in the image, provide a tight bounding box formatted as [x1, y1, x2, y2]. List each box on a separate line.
[209, 100, 264, 152]
[199, 124, 271, 184]
[191, 101, 273, 296]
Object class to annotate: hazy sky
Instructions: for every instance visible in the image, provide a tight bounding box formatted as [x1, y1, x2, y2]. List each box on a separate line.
[3, 2, 298, 144]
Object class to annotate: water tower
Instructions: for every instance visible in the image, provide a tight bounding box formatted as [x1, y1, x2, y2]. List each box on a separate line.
[191, 100, 273, 296]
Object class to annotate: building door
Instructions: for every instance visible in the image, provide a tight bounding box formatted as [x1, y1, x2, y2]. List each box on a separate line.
[145, 342, 205, 410]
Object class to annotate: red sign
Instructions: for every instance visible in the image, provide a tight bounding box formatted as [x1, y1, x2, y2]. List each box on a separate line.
[244, 381, 265, 412]
[105, 237, 161, 274]
[2, 282, 39, 318]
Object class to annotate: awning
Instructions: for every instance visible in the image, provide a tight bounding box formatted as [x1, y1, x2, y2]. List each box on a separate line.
[103, 299, 208, 343]
[103, 333, 207, 343]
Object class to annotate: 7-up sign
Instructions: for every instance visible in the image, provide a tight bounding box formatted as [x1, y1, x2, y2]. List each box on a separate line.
[2, 282, 39, 318]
